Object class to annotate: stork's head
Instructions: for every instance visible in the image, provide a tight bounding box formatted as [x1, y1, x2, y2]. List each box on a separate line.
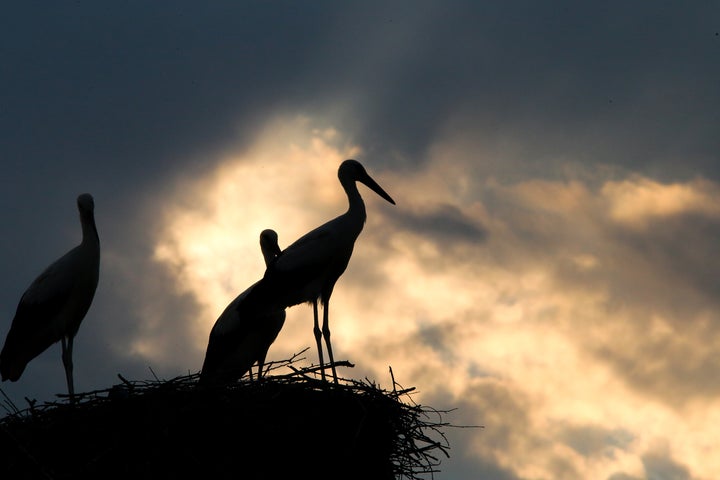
[77, 193, 95, 213]
[339, 159, 396, 205]
[259, 229, 282, 266]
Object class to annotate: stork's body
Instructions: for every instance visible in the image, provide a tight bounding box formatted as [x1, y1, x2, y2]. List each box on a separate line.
[0, 193, 100, 402]
[199, 229, 285, 384]
[257, 159, 395, 383]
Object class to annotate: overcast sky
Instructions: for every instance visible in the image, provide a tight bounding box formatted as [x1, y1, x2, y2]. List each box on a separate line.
[1, 2, 719, 479]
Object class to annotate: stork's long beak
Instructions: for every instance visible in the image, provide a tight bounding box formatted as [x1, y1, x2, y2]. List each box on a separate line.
[360, 173, 396, 205]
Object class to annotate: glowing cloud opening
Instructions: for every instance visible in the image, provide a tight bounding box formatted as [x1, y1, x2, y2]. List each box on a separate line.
[145, 115, 720, 479]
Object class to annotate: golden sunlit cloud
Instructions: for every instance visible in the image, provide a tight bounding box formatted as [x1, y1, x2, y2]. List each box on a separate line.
[147, 116, 720, 479]
[152, 116, 362, 349]
[602, 176, 720, 228]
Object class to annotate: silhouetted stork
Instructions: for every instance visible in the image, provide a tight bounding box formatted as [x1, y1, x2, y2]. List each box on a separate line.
[199, 229, 285, 384]
[257, 159, 395, 383]
[0, 193, 100, 402]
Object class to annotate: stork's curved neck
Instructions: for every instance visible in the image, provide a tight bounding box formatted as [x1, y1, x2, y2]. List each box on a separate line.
[81, 211, 100, 248]
[342, 177, 367, 222]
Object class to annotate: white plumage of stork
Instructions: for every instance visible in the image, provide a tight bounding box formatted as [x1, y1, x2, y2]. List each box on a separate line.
[0, 193, 100, 402]
[249, 159, 395, 383]
[199, 229, 285, 385]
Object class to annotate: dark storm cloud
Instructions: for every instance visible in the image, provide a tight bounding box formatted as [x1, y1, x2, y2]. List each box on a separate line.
[416, 321, 458, 364]
[545, 206, 720, 331]
[557, 423, 635, 458]
[642, 452, 693, 480]
[424, 378, 584, 480]
[607, 213, 720, 308]
[2, 1, 717, 198]
[1, 2, 333, 186]
[389, 203, 488, 243]
[342, 2, 720, 178]
[608, 474, 643, 480]
[440, 448, 522, 480]
[574, 211, 720, 405]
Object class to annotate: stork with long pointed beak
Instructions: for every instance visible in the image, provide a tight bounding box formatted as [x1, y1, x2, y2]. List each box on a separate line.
[199, 229, 285, 384]
[0, 193, 100, 402]
[250, 159, 395, 383]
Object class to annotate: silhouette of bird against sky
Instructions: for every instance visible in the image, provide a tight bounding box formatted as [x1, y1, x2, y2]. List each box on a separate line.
[0, 193, 100, 402]
[199, 229, 285, 385]
[247, 159, 395, 384]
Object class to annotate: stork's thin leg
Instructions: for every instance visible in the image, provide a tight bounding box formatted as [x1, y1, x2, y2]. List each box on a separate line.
[313, 300, 326, 381]
[61, 336, 75, 403]
[257, 354, 267, 381]
[322, 301, 338, 384]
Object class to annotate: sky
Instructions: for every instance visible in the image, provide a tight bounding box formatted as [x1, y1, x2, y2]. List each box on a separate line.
[1, 2, 719, 478]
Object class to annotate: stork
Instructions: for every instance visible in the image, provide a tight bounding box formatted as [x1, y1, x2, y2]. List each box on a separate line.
[251, 159, 395, 383]
[199, 229, 285, 385]
[0, 193, 100, 403]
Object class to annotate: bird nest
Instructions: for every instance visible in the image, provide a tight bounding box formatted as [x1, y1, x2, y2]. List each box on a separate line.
[0, 352, 452, 480]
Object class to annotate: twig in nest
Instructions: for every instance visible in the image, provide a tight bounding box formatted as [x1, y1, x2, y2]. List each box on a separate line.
[148, 366, 160, 381]
[117, 373, 134, 387]
[0, 386, 19, 416]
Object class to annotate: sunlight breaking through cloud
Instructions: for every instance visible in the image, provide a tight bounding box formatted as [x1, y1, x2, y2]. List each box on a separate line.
[146, 115, 720, 479]
[603, 176, 720, 228]
[152, 117, 362, 348]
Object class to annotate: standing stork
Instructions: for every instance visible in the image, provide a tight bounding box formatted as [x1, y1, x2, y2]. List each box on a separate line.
[199, 229, 285, 385]
[252, 159, 395, 383]
[0, 193, 100, 402]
